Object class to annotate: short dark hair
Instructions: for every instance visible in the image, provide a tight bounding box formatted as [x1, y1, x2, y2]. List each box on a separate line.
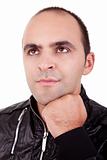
[36, 7, 91, 57]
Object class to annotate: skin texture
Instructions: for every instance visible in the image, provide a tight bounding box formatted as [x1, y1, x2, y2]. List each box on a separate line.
[23, 11, 95, 137]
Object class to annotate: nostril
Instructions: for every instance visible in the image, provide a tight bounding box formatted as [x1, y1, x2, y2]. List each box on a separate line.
[48, 66, 53, 69]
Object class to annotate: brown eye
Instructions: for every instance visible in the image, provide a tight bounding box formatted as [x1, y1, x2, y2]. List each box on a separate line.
[57, 46, 70, 54]
[28, 48, 39, 56]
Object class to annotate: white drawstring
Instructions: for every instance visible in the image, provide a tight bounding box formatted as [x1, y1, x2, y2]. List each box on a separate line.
[40, 131, 48, 160]
[11, 104, 48, 159]
[11, 108, 27, 154]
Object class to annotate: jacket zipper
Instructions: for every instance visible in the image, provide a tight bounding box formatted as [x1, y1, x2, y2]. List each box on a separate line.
[30, 105, 48, 160]
[11, 107, 27, 154]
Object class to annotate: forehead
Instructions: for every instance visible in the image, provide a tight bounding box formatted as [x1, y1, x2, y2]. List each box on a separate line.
[23, 11, 82, 45]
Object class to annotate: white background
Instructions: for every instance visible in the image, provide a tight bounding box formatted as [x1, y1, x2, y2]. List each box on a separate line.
[0, 0, 107, 109]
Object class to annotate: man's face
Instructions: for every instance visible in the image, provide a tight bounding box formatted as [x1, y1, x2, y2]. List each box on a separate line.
[23, 11, 94, 105]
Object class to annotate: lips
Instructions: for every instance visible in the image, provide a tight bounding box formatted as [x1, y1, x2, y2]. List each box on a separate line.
[36, 78, 60, 86]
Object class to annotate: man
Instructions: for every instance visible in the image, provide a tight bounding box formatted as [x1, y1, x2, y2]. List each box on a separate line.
[0, 7, 107, 160]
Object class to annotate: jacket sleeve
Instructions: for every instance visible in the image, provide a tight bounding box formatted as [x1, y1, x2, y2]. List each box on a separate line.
[55, 127, 103, 160]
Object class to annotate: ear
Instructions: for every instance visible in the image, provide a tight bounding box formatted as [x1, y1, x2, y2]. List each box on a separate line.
[83, 52, 95, 75]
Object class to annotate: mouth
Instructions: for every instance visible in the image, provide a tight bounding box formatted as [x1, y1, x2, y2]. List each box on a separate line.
[36, 78, 60, 86]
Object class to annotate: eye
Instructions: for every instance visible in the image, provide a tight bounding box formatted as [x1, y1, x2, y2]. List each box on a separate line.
[27, 48, 39, 56]
[56, 46, 70, 54]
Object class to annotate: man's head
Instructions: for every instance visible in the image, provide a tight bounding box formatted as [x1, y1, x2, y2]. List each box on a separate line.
[22, 7, 94, 105]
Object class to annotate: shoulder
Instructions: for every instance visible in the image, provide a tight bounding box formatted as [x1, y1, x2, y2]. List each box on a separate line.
[0, 98, 30, 134]
[89, 99, 107, 115]
[0, 99, 30, 115]
[87, 98, 107, 126]
[0, 98, 31, 154]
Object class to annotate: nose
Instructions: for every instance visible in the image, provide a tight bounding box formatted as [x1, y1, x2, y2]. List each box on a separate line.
[38, 60, 55, 72]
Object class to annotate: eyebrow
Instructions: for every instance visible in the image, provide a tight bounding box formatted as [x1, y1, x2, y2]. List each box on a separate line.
[23, 43, 42, 52]
[23, 40, 76, 51]
[50, 41, 76, 49]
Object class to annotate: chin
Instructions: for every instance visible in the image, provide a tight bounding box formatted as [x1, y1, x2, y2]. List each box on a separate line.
[35, 94, 60, 106]
[38, 98, 55, 106]
[33, 88, 69, 105]
[37, 100, 50, 106]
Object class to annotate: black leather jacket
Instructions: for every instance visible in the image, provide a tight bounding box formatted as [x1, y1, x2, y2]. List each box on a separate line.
[0, 86, 107, 160]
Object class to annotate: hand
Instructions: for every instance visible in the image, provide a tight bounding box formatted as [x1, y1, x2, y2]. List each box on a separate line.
[41, 94, 87, 138]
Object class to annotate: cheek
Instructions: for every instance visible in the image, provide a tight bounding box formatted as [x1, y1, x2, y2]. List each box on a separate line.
[62, 60, 85, 81]
[24, 63, 34, 85]
[24, 59, 36, 76]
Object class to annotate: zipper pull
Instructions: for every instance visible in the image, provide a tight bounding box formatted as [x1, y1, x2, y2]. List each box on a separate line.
[42, 131, 48, 152]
